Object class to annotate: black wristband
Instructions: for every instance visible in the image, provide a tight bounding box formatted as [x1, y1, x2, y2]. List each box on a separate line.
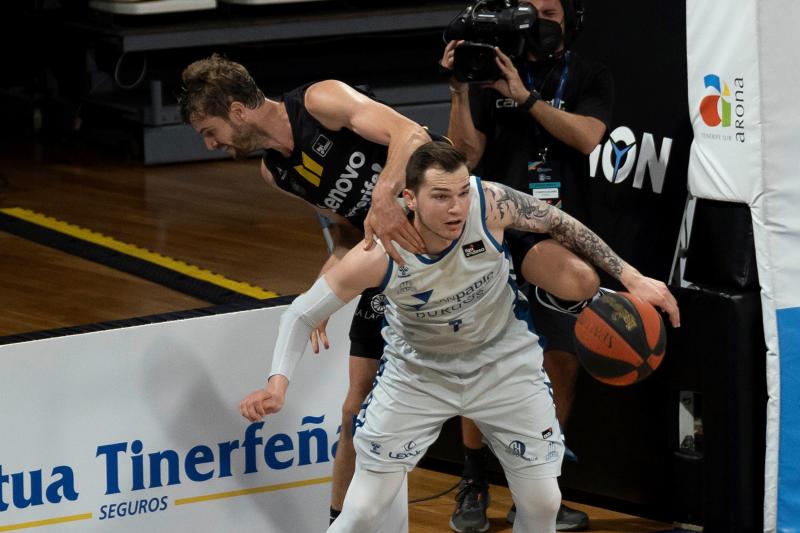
[519, 90, 540, 111]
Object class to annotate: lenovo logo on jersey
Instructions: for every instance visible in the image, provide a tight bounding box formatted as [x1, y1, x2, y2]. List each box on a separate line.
[323, 152, 382, 211]
[588, 126, 673, 194]
[462, 240, 486, 257]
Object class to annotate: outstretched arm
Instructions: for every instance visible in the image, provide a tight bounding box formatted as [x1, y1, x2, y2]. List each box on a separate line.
[304, 80, 431, 263]
[483, 181, 680, 326]
[308, 211, 364, 353]
[239, 244, 389, 422]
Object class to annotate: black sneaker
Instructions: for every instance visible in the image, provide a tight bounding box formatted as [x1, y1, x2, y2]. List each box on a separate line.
[506, 503, 589, 531]
[556, 504, 589, 530]
[449, 478, 490, 533]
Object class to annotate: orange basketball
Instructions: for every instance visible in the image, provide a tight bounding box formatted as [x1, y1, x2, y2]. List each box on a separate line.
[574, 291, 666, 386]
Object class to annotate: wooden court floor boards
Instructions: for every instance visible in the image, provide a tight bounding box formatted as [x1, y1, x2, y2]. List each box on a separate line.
[409, 468, 672, 532]
[0, 141, 328, 335]
[0, 140, 673, 531]
[0, 231, 207, 337]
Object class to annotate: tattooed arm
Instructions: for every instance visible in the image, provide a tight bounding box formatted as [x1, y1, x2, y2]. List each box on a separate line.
[483, 180, 680, 326]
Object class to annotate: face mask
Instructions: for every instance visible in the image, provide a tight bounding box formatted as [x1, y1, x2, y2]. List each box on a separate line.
[525, 18, 563, 57]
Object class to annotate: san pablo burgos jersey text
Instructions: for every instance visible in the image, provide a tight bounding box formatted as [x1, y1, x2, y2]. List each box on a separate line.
[378, 176, 535, 373]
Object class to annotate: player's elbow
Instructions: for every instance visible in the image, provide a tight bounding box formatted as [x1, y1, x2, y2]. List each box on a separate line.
[409, 124, 431, 146]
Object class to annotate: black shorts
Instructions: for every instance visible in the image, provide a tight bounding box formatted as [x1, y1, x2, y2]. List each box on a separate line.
[505, 229, 549, 282]
[528, 289, 578, 354]
[506, 230, 577, 354]
[348, 287, 386, 359]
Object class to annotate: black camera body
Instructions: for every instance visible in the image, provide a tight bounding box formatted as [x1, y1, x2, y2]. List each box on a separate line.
[444, 0, 537, 83]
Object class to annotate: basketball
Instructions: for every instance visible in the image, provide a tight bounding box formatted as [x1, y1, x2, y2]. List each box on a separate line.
[574, 291, 666, 386]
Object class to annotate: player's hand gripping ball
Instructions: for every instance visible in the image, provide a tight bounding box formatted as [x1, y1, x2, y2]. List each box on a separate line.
[574, 292, 666, 386]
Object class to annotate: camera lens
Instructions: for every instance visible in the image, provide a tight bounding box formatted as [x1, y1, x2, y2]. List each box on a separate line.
[454, 43, 500, 83]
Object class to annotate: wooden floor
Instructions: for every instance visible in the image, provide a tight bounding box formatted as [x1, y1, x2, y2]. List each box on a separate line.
[0, 140, 328, 336]
[408, 468, 671, 533]
[0, 139, 672, 531]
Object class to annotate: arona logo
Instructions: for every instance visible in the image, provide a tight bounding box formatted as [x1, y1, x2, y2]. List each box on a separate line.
[588, 126, 673, 194]
[700, 74, 731, 127]
[697, 73, 745, 143]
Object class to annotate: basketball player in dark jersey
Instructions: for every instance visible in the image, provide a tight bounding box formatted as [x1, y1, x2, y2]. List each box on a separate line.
[179, 53, 601, 524]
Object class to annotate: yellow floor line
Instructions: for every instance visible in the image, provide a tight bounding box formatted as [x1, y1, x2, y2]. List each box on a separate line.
[0, 513, 92, 531]
[1, 207, 279, 300]
[174, 476, 332, 506]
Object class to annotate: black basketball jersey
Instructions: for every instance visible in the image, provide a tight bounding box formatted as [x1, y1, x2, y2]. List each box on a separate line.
[261, 83, 389, 231]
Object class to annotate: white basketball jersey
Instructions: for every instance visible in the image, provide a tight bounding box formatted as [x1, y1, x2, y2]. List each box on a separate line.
[378, 176, 532, 372]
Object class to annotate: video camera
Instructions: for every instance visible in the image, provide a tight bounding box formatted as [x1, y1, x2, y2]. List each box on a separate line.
[444, 0, 537, 83]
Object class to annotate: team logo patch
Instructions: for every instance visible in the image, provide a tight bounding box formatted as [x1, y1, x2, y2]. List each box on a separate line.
[370, 293, 386, 314]
[507, 440, 526, 457]
[462, 240, 486, 257]
[312, 134, 333, 157]
[389, 440, 422, 460]
[506, 440, 536, 462]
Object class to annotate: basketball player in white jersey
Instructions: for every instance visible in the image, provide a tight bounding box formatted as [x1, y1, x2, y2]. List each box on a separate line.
[240, 142, 679, 532]
[181, 56, 605, 526]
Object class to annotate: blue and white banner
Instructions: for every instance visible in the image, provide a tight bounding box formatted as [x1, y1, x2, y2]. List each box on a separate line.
[0, 301, 409, 532]
[687, 1, 800, 530]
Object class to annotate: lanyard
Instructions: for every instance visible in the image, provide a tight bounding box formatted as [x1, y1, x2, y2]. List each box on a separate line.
[522, 51, 570, 162]
[524, 51, 571, 110]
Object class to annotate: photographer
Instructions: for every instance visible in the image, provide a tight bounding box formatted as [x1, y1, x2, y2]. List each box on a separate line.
[441, 0, 614, 530]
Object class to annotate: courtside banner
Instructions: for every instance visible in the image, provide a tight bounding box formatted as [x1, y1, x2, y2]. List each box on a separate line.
[759, 2, 800, 531]
[686, 0, 762, 203]
[0, 302, 354, 532]
[688, 1, 800, 531]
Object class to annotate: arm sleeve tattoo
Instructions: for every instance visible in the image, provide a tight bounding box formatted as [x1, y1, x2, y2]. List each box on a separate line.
[487, 182, 625, 279]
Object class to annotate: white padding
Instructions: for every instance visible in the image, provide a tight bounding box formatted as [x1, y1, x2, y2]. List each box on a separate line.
[269, 276, 346, 381]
